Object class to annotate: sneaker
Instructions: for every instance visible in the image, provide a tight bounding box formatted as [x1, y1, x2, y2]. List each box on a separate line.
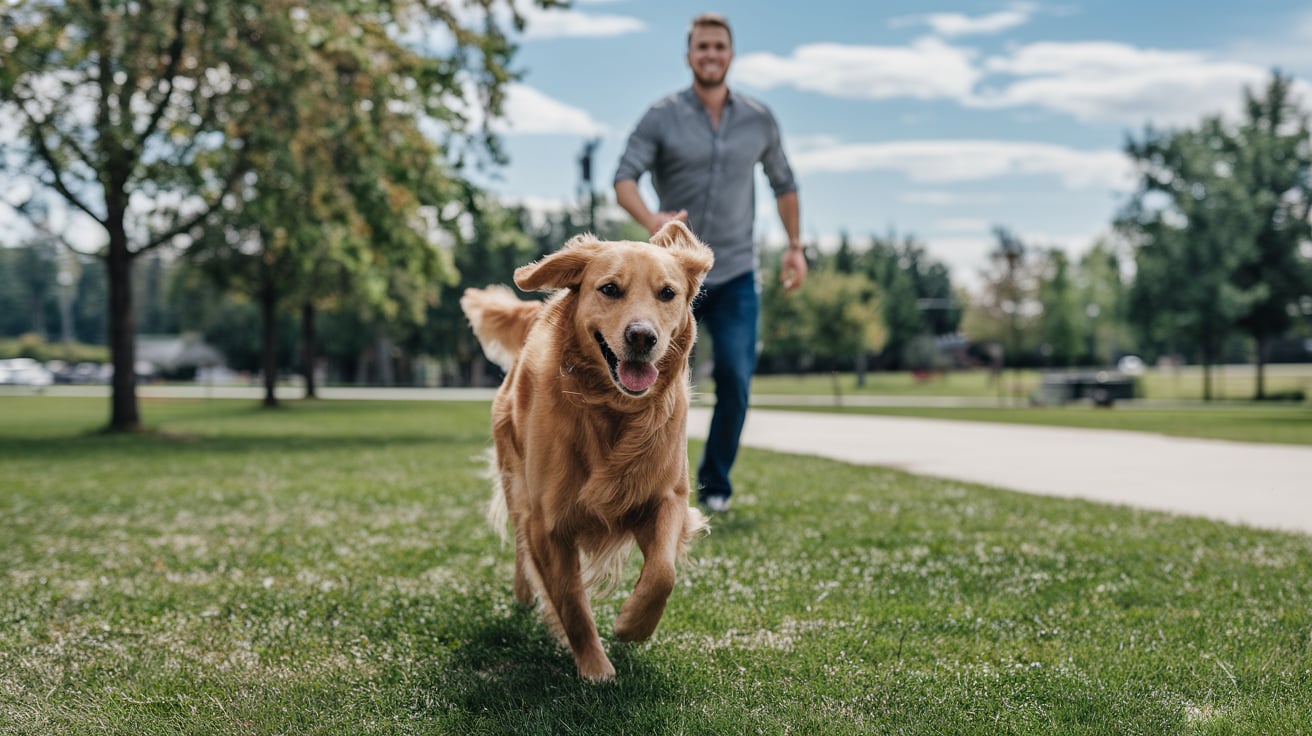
[702, 494, 731, 513]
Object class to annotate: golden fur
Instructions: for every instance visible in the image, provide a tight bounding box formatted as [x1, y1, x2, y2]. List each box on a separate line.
[460, 221, 714, 682]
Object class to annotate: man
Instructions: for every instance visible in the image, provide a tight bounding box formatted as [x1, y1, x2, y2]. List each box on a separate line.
[614, 12, 806, 512]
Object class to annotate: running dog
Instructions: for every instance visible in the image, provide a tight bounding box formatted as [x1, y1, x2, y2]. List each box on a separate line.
[460, 221, 713, 682]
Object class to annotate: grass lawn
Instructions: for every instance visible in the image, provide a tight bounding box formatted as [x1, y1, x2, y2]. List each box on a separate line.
[758, 404, 1312, 446]
[750, 364, 1312, 403]
[2, 397, 1311, 735]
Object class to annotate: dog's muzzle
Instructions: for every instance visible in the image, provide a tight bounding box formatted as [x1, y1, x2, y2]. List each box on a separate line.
[595, 323, 660, 395]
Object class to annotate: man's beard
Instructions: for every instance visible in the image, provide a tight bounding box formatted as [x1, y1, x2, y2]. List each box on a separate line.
[693, 70, 727, 88]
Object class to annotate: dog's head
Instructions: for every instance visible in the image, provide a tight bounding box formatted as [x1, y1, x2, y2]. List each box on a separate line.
[514, 221, 714, 398]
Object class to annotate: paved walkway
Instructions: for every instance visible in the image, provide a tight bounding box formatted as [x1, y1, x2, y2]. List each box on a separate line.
[688, 408, 1312, 536]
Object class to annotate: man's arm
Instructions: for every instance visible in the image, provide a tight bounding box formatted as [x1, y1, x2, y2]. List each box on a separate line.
[615, 179, 687, 236]
[777, 191, 807, 292]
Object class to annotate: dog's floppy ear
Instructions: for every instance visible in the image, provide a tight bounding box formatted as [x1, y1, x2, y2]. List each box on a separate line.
[650, 221, 714, 291]
[514, 234, 605, 292]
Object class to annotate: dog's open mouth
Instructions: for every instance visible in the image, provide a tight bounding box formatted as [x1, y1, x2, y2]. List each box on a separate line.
[594, 332, 659, 395]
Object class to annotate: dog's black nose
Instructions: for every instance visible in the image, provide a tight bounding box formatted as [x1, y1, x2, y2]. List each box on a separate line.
[624, 322, 658, 353]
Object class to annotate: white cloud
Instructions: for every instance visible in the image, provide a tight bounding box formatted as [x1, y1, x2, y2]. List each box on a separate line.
[976, 41, 1273, 126]
[893, 3, 1039, 38]
[395, 5, 642, 53]
[732, 31, 1308, 129]
[442, 79, 608, 137]
[519, 6, 645, 39]
[734, 38, 980, 101]
[497, 83, 609, 137]
[791, 140, 1133, 190]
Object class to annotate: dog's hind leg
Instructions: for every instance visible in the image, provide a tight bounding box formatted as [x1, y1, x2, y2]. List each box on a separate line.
[613, 498, 685, 643]
[525, 520, 615, 683]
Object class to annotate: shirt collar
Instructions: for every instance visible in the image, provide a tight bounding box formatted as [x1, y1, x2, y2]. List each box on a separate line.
[682, 86, 736, 108]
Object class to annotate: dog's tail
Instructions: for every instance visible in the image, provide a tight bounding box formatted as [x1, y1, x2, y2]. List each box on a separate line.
[459, 285, 541, 371]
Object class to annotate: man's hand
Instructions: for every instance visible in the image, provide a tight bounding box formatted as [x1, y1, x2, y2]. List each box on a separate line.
[780, 245, 807, 293]
[645, 209, 688, 235]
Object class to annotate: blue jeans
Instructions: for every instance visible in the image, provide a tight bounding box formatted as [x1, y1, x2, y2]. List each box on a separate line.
[693, 272, 759, 501]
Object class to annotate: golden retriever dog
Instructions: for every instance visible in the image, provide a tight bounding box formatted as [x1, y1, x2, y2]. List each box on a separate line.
[459, 221, 713, 682]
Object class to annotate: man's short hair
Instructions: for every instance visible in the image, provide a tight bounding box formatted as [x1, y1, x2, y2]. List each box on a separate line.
[687, 12, 732, 48]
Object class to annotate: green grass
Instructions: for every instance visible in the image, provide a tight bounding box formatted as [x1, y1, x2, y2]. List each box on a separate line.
[3, 397, 1311, 735]
[750, 364, 1312, 403]
[759, 404, 1312, 446]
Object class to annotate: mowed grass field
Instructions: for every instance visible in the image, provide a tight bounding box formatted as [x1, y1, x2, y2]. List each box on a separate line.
[751, 363, 1312, 403]
[2, 397, 1311, 735]
[757, 404, 1312, 446]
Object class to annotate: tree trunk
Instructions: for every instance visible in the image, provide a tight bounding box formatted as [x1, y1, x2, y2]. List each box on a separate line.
[1254, 334, 1267, 401]
[301, 302, 318, 399]
[1201, 341, 1214, 403]
[261, 283, 279, 408]
[376, 333, 395, 386]
[106, 220, 141, 431]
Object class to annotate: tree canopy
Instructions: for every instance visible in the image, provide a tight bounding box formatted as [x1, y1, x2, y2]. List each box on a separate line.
[1, 0, 560, 428]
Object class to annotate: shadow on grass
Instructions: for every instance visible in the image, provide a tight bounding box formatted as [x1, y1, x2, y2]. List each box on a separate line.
[0, 432, 461, 462]
[418, 603, 688, 733]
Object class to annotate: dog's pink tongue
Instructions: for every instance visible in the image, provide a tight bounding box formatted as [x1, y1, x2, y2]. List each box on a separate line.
[618, 361, 659, 392]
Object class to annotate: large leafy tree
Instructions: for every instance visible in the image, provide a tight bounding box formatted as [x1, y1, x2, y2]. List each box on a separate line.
[1, 0, 558, 425]
[2, 0, 301, 429]
[1117, 74, 1311, 400]
[1228, 73, 1312, 398]
[187, 4, 461, 405]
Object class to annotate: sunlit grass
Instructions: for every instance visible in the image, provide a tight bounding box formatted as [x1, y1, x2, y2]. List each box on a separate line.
[2, 397, 1310, 734]
[750, 363, 1312, 403]
[760, 404, 1312, 446]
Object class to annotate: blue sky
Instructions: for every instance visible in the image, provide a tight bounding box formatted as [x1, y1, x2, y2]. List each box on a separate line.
[476, 0, 1312, 288]
[4, 1, 1311, 293]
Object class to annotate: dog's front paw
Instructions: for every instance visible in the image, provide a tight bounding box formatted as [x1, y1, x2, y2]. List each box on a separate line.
[613, 606, 662, 643]
[575, 651, 617, 683]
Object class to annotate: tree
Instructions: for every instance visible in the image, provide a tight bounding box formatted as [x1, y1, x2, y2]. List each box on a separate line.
[2, 0, 561, 423]
[0, 239, 58, 338]
[1035, 249, 1082, 367]
[970, 226, 1040, 371]
[1120, 116, 1266, 400]
[760, 251, 886, 375]
[420, 195, 536, 386]
[1229, 73, 1312, 399]
[1075, 237, 1132, 366]
[1, 0, 300, 429]
[186, 4, 463, 405]
[860, 233, 926, 370]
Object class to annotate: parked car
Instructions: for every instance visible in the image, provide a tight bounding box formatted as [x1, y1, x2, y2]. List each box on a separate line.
[0, 358, 55, 387]
[1116, 355, 1146, 376]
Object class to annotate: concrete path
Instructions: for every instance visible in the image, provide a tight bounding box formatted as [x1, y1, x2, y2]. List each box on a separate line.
[689, 407, 1312, 536]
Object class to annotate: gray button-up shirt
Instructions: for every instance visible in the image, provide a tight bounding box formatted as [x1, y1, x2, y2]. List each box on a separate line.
[615, 87, 798, 286]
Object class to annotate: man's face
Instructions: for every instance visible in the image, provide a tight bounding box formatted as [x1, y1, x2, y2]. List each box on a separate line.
[687, 25, 732, 88]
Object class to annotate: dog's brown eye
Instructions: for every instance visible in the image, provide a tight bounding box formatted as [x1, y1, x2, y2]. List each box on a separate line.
[658, 286, 677, 302]
[599, 283, 621, 298]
